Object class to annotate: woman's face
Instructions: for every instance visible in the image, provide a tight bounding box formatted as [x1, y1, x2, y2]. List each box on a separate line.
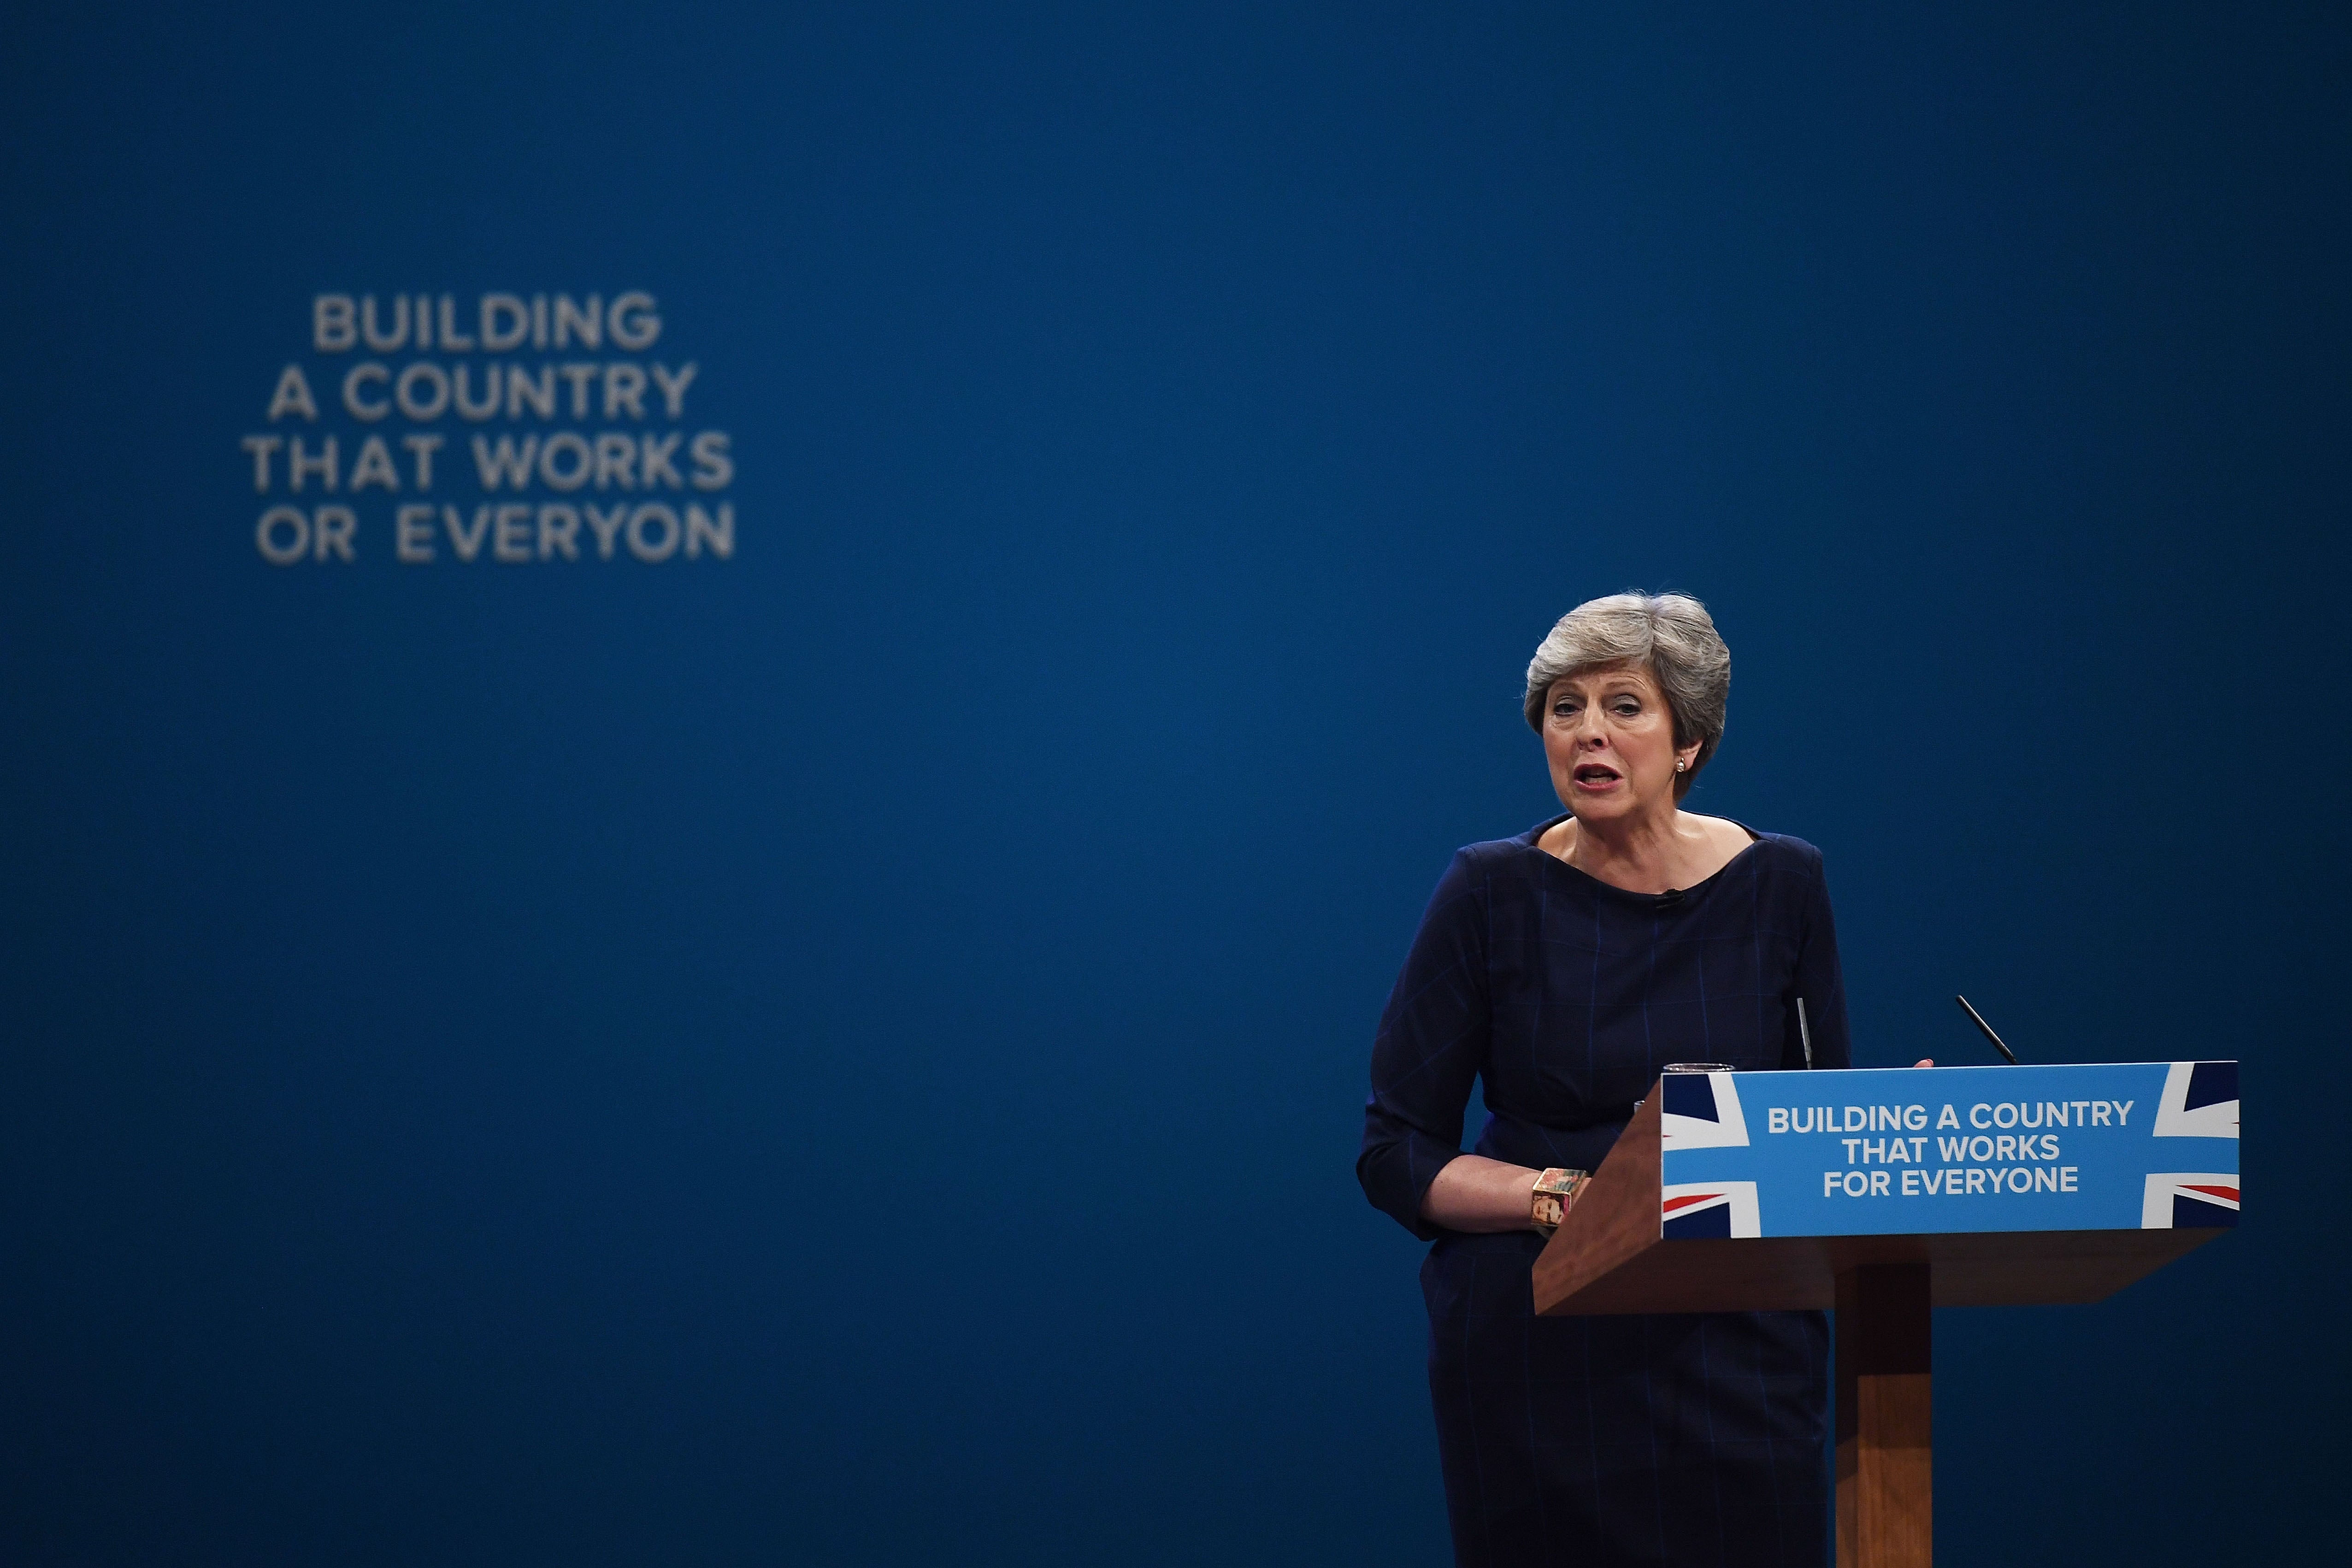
[1542, 663, 1695, 823]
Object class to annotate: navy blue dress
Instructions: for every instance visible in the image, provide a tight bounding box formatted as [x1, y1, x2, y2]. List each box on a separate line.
[1358, 816, 1851, 1568]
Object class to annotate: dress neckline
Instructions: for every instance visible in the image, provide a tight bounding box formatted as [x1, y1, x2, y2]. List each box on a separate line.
[1518, 813, 1764, 905]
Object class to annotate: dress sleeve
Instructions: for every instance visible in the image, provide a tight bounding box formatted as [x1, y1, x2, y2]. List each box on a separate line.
[1783, 844, 1852, 1071]
[1356, 848, 1490, 1240]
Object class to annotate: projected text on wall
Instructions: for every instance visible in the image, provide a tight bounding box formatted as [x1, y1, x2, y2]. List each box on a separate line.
[241, 292, 735, 566]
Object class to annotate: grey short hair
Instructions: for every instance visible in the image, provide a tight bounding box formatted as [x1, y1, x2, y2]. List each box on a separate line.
[1523, 592, 1730, 798]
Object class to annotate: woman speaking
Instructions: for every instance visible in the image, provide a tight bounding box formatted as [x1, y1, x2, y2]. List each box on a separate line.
[1358, 591, 1846, 1568]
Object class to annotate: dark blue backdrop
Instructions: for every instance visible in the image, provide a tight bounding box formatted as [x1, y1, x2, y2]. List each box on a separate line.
[4, 4, 2343, 1563]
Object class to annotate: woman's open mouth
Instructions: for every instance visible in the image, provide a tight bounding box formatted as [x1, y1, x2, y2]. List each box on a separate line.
[1572, 763, 1622, 790]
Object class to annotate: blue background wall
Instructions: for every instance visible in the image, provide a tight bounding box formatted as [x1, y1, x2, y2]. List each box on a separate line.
[4, 3, 2343, 1563]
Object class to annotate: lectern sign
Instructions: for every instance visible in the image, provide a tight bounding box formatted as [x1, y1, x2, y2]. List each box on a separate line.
[1658, 1062, 2240, 1239]
[1533, 1061, 2241, 1568]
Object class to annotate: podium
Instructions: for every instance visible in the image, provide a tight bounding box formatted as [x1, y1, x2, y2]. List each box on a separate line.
[1533, 1061, 2239, 1568]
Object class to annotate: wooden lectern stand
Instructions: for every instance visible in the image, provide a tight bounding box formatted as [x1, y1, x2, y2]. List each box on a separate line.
[1532, 1065, 2236, 1568]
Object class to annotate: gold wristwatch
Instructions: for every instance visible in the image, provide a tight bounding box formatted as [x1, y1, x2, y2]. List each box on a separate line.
[1529, 1167, 1589, 1237]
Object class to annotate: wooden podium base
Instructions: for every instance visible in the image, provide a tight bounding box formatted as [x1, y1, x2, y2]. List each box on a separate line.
[1837, 1262, 1931, 1568]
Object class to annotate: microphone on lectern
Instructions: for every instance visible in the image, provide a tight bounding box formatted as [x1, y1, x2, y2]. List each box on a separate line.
[1954, 994, 2022, 1064]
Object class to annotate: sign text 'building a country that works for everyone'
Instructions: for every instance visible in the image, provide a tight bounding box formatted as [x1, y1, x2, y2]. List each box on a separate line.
[240, 292, 734, 567]
[1652, 1062, 2239, 1239]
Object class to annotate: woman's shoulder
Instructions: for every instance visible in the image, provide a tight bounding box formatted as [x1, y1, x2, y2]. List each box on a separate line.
[1416, 821, 1560, 896]
[1725, 822, 1828, 880]
[1439, 827, 1543, 878]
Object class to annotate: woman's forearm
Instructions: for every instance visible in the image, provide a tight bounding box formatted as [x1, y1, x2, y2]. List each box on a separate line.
[1419, 1154, 1542, 1233]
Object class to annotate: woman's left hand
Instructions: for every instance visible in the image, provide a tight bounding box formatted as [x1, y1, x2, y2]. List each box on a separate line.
[1913, 1058, 1934, 1067]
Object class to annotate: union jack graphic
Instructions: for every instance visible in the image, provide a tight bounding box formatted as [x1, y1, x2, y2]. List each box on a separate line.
[2141, 1172, 2239, 1228]
[2153, 1061, 2239, 1139]
[1661, 1180, 1761, 1238]
[1658, 1071, 1751, 1151]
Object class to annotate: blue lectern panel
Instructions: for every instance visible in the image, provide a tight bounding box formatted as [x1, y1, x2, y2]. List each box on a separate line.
[1655, 1063, 2239, 1239]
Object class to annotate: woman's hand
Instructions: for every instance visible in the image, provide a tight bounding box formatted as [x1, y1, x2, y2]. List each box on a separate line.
[1419, 1155, 1547, 1233]
[1913, 1058, 1934, 1067]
